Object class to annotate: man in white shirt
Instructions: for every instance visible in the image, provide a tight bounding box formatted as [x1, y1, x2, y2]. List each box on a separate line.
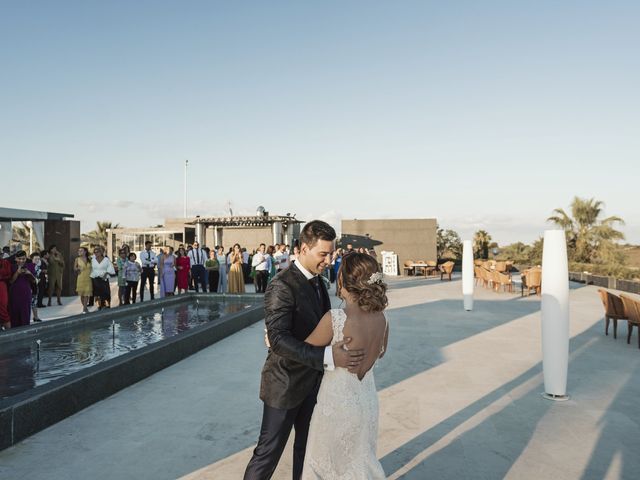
[188, 241, 207, 292]
[251, 243, 269, 293]
[273, 244, 290, 272]
[139, 241, 157, 301]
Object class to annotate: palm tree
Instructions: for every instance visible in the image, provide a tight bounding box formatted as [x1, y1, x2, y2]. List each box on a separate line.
[547, 197, 625, 263]
[473, 230, 492, 259]
[82, 221, 120, 249]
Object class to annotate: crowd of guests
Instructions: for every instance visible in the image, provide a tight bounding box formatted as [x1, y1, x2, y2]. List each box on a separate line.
[0, 240, 377, 330]
[1, 245, 66, 330]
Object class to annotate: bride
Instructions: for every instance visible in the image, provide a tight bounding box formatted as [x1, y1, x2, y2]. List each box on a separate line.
[302, 252, 389, 479]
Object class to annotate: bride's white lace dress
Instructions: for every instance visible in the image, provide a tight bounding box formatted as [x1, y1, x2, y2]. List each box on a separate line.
[302, 309, 386, 479]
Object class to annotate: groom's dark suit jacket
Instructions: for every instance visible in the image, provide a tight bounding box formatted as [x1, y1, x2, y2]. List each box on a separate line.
[260, 262, 331, 410]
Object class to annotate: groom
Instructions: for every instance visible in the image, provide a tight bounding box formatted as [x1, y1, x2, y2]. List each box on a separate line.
[244, 220, 365, 480]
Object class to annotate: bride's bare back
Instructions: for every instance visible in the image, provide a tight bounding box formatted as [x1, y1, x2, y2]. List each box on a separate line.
[305, 305, 389, 380]
[341, 306, 388, 380]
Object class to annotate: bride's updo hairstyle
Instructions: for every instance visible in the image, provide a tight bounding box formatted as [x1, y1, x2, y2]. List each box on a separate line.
[338, 252, 388, 312]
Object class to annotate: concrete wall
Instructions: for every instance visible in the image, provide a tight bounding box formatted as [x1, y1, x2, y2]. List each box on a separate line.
[219, 226, 272, 252]
[44, 220, 81, 296]
[341, 219, 437, 275]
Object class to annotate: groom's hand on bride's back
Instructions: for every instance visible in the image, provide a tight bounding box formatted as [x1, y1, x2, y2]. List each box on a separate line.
[332, 338, 365, 373]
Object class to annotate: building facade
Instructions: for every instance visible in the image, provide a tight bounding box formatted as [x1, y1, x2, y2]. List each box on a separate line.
[340, 218, 438, 275]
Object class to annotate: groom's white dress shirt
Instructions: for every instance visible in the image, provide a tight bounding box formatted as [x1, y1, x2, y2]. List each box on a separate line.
[293, 260, 335, 371]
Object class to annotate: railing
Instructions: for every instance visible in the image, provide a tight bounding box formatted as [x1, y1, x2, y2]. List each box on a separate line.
[569, 271, 640, 294]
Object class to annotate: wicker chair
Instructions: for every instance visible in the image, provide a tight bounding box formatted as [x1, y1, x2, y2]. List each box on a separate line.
[439, 261, 455, 281]
[474, 266, 483, 286]
[522, 269, 541, 296]
[426, 260, 438, 276]
[496, 271, 513, 292]
[403, 260, 415, 276]
[597, 289, 627, 338]
[619, 294, 640, 349]
[480, 268, 492, 289]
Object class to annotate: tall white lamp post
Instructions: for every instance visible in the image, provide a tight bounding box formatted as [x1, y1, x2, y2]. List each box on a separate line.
[462, 240, 474, 311]
[183, 159, 189, 218]
[541, 229, 570, 401]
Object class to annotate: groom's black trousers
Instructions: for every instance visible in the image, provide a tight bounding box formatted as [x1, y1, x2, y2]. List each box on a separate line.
[244, 382, 320, 480]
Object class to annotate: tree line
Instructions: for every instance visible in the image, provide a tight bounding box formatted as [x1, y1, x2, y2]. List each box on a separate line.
[437, 197, 634, 279]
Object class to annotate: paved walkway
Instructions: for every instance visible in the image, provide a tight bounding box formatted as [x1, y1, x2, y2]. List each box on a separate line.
[1, 276, 639, 479]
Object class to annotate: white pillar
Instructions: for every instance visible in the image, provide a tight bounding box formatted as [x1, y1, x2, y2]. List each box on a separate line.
[195, 222, 205, 244]
[462, 240, 474, 311]
[541, 229, 570, 400]
[284, 223, 294, 246]
[213, 227, 223, 247]
[272, 222, 282, 245]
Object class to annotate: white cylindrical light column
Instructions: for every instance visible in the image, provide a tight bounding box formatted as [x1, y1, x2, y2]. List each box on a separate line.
[541, 229, 570, 401]
[462, 240, 474, 311]
[195, 221, 205, 245]
[272, 221, 283, 245]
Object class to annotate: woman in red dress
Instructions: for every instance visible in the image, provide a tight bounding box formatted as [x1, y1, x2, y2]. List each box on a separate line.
[175, 247, 191, 294]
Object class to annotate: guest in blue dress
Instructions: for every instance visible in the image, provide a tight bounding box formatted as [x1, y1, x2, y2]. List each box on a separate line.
[158, 247, 176, 297]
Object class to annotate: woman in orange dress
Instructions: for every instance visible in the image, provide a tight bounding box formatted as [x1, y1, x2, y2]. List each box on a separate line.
[227, 243, 245, 294]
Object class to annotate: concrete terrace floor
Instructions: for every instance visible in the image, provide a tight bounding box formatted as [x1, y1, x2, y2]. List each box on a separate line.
[1, 275, 639, 479]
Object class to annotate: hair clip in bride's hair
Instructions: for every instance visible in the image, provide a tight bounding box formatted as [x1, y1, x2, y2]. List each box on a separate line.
[367, 272, 383, 285]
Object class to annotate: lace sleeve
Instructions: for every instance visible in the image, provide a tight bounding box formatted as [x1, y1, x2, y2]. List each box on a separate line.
[330, 309, 346, 345]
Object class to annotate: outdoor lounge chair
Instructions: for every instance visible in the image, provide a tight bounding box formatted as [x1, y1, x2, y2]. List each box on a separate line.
[521, 269, 541, 296]
[474, 266, 483, 286]
[480, 268, 492, 289]
[597, 289, 627, 338]
[439, 261, 454, 281]
[619, 294, 640, 349]
[493, 271, 512, 292]
[427, 260, 438, 277]
[403, 260, 415, 276]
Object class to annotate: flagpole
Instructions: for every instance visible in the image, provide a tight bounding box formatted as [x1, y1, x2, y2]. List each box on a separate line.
[184, 159, 188, 218]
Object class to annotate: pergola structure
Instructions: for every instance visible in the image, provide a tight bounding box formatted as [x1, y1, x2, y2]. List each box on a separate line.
[187, 214, 303, 247]
[107, 214, 304, 257]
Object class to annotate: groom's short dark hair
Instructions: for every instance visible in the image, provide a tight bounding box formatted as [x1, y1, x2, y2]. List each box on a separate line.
[299, 220, 336, 248]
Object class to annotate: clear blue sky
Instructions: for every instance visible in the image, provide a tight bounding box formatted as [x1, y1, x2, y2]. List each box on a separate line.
[1, 1, 638, 245]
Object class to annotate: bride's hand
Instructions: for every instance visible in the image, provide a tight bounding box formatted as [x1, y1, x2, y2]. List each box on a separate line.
[332, 338, 365, 373]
